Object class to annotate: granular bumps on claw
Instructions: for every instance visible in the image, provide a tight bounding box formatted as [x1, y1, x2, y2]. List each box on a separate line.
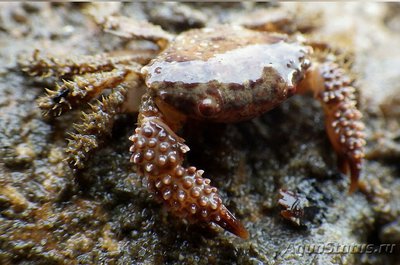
[129, 120, 185, 172]
[129, 119, 248, 238]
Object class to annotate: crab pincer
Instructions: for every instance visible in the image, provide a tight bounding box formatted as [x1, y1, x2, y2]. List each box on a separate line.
[129, 95, 248, 238]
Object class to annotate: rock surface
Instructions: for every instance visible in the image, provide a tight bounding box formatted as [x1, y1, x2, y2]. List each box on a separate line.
[0, 2, 399, 264]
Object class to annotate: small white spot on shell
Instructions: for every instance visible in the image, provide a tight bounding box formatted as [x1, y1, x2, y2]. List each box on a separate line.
[158, 130, 167, 140]
[148, 138, 157, 148]
[195, 178, 203, 185]
[168, 155, 177, 164]
[199, 197, 208, 207]
[155, 180, 162, 189]
[175, 166, 184, 177]
[345, 130, 353, 137]
[144, 150, 155, 160]
[190, 204, 197, 214]
[163, 188, 172, 200]
[183, 179, 193, 189]
[132, 153, 142, 163]
[201, 209, 208, 218]
[142, 126, 154, 137]
[188, 166, 196, 174]
[177, 190, 186, 201]
[145, 163, 154, 172]
[204, 187, 212, 195]
[162, 175, 172, 185]
[180, 145, 190, 153]
[136, 140, 145, 148]
[159, 142, 169, 152]
[191, 187, 201, 198]
[158, 156, 167, 166]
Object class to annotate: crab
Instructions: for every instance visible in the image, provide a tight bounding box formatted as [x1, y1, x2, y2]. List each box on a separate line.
[20, 14, 366, 239]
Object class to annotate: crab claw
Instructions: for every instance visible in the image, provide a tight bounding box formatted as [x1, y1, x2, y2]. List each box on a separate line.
[212, 205, 249, 239]
[130, 95, 249, 239]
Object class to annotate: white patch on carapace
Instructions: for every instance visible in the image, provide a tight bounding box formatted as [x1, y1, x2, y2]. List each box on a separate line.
[146, 42, 307, 87]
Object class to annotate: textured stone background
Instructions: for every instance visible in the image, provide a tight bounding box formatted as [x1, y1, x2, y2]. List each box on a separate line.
[0, 2, 399, 265]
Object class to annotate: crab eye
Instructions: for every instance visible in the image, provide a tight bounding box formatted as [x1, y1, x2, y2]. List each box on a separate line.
[198, 97, 221, 117]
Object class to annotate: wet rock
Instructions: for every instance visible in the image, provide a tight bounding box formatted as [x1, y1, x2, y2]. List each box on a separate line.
[0, 2, 399, 264]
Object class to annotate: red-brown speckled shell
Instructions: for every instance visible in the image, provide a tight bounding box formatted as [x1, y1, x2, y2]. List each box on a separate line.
[142, 25, 312, 122]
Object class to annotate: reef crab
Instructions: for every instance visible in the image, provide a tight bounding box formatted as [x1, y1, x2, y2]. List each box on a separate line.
[20, 15, 366, 239]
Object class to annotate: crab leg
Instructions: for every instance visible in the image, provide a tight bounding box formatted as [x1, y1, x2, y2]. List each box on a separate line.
[298, 62, 366, 192]
[36, 64, 141, 117]
[66, 86, 128, 169]
[129, 94, 249, 239]
[19, 50, 147, 79]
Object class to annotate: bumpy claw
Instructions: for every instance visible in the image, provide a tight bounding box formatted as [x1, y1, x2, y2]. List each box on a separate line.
[305, 62, 366, 192]
[129, 95, 248, 239]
